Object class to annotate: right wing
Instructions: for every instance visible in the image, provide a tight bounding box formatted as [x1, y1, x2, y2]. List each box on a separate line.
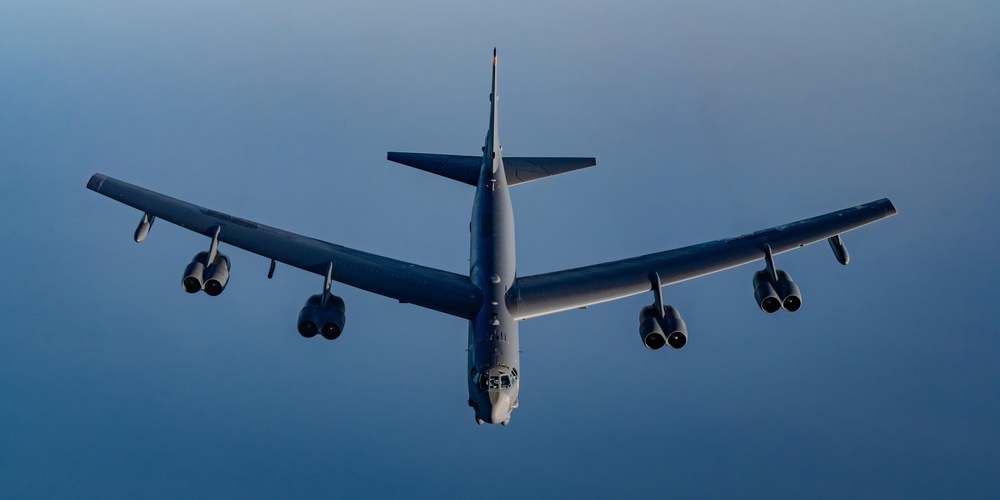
[508, 199, 897, 320]
[87, 174, 481, 319]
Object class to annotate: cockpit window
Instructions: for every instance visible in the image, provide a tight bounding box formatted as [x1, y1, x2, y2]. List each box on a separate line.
[474, 364, 518, 390]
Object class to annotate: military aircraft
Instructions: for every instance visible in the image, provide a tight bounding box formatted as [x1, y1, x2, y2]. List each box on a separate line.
[88, 49, 896, 425]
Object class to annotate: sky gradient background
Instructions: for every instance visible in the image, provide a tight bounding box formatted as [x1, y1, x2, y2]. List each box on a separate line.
[2, 1, 998, 497]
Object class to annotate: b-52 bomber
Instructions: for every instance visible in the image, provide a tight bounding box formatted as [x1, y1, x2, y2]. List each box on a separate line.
[88, 49, 897, 425]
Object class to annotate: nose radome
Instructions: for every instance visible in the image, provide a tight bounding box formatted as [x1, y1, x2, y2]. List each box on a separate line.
[490, 392, 511, 424]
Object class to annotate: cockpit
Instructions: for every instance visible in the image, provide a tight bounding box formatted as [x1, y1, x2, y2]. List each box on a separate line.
[470, 364, 518, 391]
[469, 363, 519, 425]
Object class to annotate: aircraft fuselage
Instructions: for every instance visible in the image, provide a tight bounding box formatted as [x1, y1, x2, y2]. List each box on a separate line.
[467, 53, 519, 425]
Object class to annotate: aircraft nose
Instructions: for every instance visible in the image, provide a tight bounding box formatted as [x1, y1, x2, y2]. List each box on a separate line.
[483, 392, 511, 425]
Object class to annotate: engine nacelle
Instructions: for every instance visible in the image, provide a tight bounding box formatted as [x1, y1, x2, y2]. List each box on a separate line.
[182, 251, 231, 295]
[775, 270, 802, 312]
[661, 305, 688, 349]
[319, 294, 346, 340]
[638, 304, 688, 350]
[297, 293, 347, 340]
[752, 269, 803, 312]
[296, 298, 320, 338]
[752, 270, 781, 314]
[639, 305, 666, 350]
[182, 252, 209, 293]
[203, 255, 231, 296]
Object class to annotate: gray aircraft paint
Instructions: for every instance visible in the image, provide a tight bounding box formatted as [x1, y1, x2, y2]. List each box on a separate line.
[87, 50, 896, 426]
[467, 50, 519, 425]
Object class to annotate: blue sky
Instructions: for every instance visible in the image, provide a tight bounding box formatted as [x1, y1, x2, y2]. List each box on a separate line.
[2, 1, 998, 497]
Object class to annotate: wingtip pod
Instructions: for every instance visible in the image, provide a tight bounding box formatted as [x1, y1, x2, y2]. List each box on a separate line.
[87, 173, 108, 193]
[134, 213, 155, 243]
[828, 234, 850, 265]
[881, 198, 897, 216]
[493, 47, 497, 66]
[866, 198, 897, 216]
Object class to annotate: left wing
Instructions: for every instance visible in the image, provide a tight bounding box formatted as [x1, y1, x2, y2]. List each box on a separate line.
[87, 174, 481, 318]
[508, 199, 896, 320]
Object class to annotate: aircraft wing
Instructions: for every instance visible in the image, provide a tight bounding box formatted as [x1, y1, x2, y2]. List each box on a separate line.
[508, 199, 897, 320]
[87, 174, 481, 318]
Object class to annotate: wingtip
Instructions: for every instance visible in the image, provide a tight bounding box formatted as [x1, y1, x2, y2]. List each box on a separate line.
[87, 173, 108, 192]
[493, 48, 497, 67]
[880, 198, 898, 215]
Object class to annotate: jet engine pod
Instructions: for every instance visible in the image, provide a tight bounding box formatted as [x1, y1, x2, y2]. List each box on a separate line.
[775, 270, 802, 312]
[639, 305, 688, 350]
[182, 251, 210, 293]
[639, 305, 666, 350]
[752, 270, 781, 314]
[297, 295, 322, 338]
[319, 294, 346, 340]
[297, 293, 347, 340]
[203, 254, 230, 296]
[661, 305, 688, 349]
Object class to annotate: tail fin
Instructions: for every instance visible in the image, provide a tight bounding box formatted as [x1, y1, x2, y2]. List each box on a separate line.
[386, 152, 596, 187]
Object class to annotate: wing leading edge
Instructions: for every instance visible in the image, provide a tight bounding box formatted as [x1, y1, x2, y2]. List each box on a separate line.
[87, 174, 481, 318]
[508, 199, 897, 320]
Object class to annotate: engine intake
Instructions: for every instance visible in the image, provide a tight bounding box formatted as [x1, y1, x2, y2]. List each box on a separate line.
[297, 293, 347, 340]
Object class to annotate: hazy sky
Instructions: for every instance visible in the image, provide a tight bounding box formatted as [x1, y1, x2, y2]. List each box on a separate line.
[2, 1, 998, 498]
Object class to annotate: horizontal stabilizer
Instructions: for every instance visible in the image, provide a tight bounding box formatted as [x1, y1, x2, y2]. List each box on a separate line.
[503, 156, 596, 185]
[386, 153, 481, 185]
[387, 152, 596, 186]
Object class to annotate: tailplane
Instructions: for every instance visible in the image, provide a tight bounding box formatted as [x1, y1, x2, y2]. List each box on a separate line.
[386, 49, 596, 187]
[386, 152, 596, 187]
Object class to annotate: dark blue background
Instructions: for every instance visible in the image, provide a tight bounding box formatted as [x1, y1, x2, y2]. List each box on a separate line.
[2, 1, 997, 497]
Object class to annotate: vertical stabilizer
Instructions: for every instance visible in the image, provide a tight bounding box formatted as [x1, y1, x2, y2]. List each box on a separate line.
[486, 48, 501, 175]
[387, 49, 595, 187]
